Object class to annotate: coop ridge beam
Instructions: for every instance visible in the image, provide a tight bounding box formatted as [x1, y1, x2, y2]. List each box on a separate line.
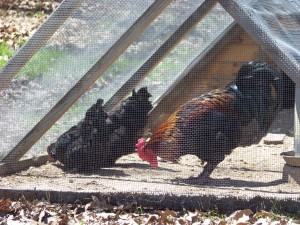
[0, 0, 83, 92]
[1, 0, 173, 165]
[104, 0, 218, 112]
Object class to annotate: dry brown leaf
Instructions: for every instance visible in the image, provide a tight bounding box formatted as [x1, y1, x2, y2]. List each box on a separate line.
[237, 222, 250, 225]
[157, 208, 178, 223]
[145, 214, 159, 224]
[226, 209, 253, 223]
[0, 198, 12, 212]
[254, 211, 274, 218]
[176, 217, 187, 225]
[280, 219, 289, 225]
[218, 220, 227, 225]
[236, 213, 251, 225]
[58, 214, 68, 225]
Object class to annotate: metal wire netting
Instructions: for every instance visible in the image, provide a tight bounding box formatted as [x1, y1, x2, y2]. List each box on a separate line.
[0, 0, 299, 206]
[27, 0, 207, 159]
[0, 0, 155, 158]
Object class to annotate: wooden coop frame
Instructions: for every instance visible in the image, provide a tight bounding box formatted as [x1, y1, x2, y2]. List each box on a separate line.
[0, 0, 299, 177]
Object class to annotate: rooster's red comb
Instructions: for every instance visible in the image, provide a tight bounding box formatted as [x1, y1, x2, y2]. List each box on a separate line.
[136, 138, 158, 169]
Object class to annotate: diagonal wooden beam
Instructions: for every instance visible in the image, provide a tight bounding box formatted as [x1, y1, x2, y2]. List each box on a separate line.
[104, 0, 218, 112]
[0, 0, 83, 92]
[147, 22, 239, 130]
[1, 0, 173, 166]
[0, 156, 48, 176]
[153, 22, 238, 104]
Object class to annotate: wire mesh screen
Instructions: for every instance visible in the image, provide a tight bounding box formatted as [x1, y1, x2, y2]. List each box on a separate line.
[26, 0, 206, 159]
[220, 0, 300, 83]
[0, 0, 299, 207]
[0, 0, 155, 158]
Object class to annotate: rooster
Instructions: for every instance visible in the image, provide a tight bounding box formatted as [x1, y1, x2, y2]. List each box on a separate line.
[275, 70, 295, 109]
[136, 62, 291, 181]
[47, 87, 153, 172]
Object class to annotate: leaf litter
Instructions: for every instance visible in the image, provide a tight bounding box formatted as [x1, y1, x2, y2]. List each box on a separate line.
[0, 197, 299, 225]
[0, 0, 61, 50]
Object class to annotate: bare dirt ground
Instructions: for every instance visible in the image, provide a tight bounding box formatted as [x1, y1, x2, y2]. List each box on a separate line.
[0, 109, 299, 225]
[0, 109, 298, 203]
[0, 138, 296, 197]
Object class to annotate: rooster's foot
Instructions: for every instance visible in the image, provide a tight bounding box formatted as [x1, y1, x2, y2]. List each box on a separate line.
[185, 175, 211, 184]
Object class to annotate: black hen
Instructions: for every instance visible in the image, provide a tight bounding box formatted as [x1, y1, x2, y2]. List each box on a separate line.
[137, 62, 286, 180]
[47, 87, 153, 172]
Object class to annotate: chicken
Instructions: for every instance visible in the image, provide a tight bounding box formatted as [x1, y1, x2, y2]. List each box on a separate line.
[136, 62, 288, 181]
[47, 87, 153, 172]
[274, 70, 295, 109]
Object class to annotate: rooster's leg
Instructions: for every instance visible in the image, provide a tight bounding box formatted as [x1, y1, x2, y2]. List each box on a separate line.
[186, 162, 218, 184]
[197, 162, 218, 180]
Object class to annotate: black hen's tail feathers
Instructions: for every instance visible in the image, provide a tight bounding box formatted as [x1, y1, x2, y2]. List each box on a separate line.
[273, 71, 295, 109]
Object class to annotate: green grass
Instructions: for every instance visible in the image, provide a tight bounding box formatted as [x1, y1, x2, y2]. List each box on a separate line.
[17, 39, 27, 48]
[202, 210, 226, 221]
[0, 42, 13, 68]
[102, 53, 142, 81]
[18, 48, 66, 80]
